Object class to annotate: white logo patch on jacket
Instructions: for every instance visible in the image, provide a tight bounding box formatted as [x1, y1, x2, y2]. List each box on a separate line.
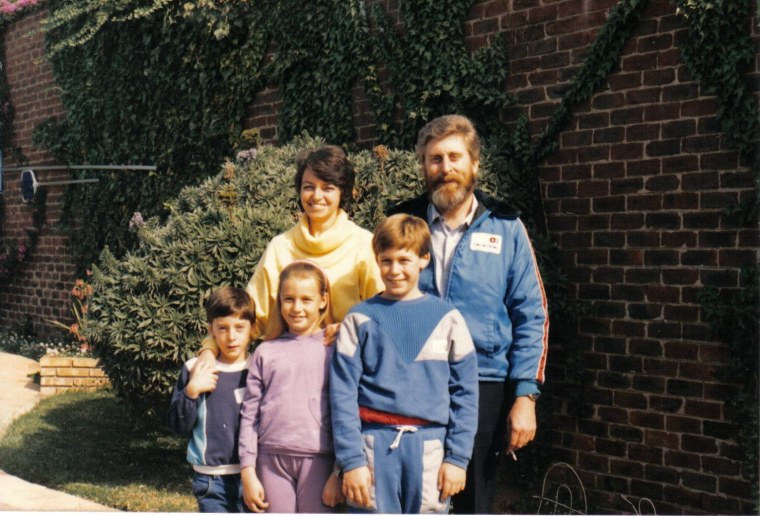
[470, 232, 502, 254]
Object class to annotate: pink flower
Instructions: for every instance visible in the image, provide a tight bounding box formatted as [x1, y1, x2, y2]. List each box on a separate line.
[129, 212, 145, 230]
[0, 0, 41, 16]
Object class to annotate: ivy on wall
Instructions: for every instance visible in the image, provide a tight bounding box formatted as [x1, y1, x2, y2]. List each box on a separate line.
[676, 0, 760, 223]
[368, 0, 514, 149]
[32, 0, 269, 272]
[0, 1, 44, 288]
[698, 267, 759, 507]
[676, 0, 760, 506]
[263, 0, 368, 144]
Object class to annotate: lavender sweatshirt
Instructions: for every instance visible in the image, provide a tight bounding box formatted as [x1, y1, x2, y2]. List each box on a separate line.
[238, 330, 334, 468]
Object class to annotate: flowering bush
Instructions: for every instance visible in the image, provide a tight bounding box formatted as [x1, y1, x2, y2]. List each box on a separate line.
[84, 136, 425, 413]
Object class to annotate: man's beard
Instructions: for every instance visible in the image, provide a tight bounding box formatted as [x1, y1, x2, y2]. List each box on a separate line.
[428, 173, 475, 213]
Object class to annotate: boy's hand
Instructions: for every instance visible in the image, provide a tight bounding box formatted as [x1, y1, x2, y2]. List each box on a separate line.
[241, 466, 269, 513]
[438, 462, 466, 500]
[342, 466, 372, 508]
[323, 323, 341, 346]
[321, 471, 345, 507]
[185, 359, 218, 399]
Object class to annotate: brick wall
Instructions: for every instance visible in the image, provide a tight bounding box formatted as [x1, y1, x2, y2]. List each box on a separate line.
[2, 2, 758, 513]
[1, 8, 73, 336]
[499, 0, 758, 513]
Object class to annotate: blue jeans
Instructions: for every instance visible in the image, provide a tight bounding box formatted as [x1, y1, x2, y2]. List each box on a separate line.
[192, 472, 247, 513]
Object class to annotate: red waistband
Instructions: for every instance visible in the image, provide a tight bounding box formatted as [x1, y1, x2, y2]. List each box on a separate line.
[359, 406, 431, 426]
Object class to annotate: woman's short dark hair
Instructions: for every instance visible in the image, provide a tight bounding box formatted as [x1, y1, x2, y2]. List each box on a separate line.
[294, 145, 355, 212]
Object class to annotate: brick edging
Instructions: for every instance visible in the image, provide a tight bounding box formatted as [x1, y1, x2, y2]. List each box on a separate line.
[39, 355, 110, 396]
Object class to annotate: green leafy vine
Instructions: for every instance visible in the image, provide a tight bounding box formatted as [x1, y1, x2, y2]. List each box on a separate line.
[676, 0, 760, 223]
[698, 267, 759, 508]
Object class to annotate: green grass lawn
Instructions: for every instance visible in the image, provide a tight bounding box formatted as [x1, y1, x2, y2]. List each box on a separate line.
[0, 389, 196, 512]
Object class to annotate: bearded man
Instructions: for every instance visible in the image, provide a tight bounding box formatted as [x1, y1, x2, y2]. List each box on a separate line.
[388, 114, 549, 514]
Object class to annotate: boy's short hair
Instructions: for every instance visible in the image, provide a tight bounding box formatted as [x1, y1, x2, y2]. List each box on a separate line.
[372, 214, 431, 257]
[294, 145, 355, 212]
[204, 286, 256, 325]
[415, 114, 480, 164]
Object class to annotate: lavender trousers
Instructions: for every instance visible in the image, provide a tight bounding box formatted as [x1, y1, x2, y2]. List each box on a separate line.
[257, 451, 336, 513]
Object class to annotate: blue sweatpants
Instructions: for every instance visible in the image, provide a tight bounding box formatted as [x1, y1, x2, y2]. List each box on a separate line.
[349, 423, 450, 514]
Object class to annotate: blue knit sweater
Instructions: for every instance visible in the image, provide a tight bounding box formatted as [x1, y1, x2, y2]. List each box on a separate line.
[330, 294, 479, 472]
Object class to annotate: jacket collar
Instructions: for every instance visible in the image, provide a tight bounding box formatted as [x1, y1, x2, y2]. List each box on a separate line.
[388, 189, 520, 221]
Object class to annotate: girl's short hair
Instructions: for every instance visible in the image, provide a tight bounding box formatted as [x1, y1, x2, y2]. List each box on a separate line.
[415, 114, 480, 165]
[264, 260, 334, 340]
[294, 145, 355, 212]
[372, 214, 431, 258]
[204, 286, 256, 325]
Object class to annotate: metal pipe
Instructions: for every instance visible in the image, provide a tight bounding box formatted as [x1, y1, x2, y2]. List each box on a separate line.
[36, 179, 100, 186]
[2, 165, 156, 173]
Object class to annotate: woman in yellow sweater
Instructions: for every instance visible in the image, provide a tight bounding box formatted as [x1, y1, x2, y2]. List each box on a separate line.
[198, 145, 383, 356]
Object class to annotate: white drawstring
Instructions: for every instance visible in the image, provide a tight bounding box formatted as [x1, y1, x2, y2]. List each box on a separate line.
[389, 425, 418, 450]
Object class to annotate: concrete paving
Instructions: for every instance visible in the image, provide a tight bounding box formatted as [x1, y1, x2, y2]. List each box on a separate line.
[0, 351, 117, 511]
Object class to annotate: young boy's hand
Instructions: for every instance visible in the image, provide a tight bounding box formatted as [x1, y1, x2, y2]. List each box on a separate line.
[323, 323, 341, 346]
[241, 466, 269, 513]
[321, 471, 345, 507]
[342, 466, 373, 508]
[184, 359, 218, 399]
[438, 462, 466, 500]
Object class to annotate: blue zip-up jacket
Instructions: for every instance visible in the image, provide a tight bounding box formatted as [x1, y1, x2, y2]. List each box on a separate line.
[388, 190, 549, 396]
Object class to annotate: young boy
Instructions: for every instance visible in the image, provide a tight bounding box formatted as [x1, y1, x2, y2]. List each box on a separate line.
[330, 214, 479, 513]
[168, 286, 255, 513]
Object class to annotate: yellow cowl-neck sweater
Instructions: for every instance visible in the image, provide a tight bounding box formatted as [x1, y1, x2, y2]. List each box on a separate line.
[202, 210, 382, 352]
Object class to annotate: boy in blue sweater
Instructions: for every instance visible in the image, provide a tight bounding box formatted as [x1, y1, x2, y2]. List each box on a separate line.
[330, 214, 479, 513]
[168, 287, 255, 513]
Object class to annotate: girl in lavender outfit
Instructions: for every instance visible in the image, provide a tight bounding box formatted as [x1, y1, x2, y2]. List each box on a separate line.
[239, 261, 343, 513]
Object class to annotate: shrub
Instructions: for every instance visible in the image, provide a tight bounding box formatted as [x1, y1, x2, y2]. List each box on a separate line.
[84, 136, 569, 415]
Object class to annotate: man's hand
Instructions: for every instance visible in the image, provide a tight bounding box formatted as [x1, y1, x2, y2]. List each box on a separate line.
[505, 395, 537, 455]
[321, 471, 345, 507]
[438, 462, 466, 500]
[323, 323, 341, 346]
[185, 359, 218, 399]
[342, 466, 372, 508]
[241, 466, 269, 513]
